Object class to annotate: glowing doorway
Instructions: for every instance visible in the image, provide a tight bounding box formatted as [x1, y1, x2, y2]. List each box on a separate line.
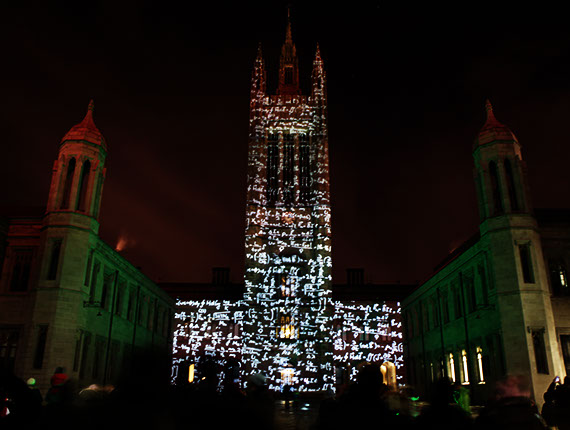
[281, 368, 295, 386]
[380, 362, 396, 388]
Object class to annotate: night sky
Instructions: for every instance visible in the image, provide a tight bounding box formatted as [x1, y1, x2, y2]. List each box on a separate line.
[2, 3, 570, 284]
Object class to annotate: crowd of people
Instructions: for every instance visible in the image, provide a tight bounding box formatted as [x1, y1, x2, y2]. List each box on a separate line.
[1, 359, 569, 430]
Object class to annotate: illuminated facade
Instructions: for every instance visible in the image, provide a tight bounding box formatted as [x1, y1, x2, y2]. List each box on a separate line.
[403, 101, 570, 405]
[0, 102, 174, 394]
[169, 19, 411, 393]
[170, 278, 410, 392]
[242, 16, 333, 392]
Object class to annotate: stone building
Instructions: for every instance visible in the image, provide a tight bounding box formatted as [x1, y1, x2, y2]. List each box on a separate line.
[0, 102, 174, 394]
[168, 18, 413, 394]
[402, 101, 570, 405]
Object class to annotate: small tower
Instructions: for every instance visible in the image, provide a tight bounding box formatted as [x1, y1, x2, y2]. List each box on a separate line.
[473, 100, 530, 220]
[472, 101, 563, 401]
[45, 100, 107, 225]
[28, 101, 108, 380]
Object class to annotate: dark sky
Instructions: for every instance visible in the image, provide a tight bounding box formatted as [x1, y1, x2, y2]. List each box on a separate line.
[2, 2, 570, 284]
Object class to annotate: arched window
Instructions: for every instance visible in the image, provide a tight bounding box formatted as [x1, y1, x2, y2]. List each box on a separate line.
[476, 346, 485, 383]
[299, 134, 311, 204]
[266, 134, 279, 205]
[276, 314, 295, 339]
[92, 174, 104, 219]
[504, 159, 519, 211]
[448, 353, 456, 383]
[284, 66, 293, 85]
[60, 158, 76, 209]
[489, 161, 503, 215]
[279, 274, 296, 297]
[461, 349, 469, 384]
[283, 134, 295, 205]
[76, 160, 91, 211]
[549, 258, 568, 296]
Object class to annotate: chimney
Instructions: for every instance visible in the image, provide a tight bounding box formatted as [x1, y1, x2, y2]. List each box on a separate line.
[347, 268, 364, 286]
[212, 267, 230, 285]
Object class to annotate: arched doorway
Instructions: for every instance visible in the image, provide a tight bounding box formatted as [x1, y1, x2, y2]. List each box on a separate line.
[380, 361, 397, 388]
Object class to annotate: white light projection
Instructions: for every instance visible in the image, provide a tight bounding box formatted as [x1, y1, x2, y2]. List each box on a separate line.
[239, 42, 334, 392]
[171, 298, 404, 388]
[171, 37, 404, 391]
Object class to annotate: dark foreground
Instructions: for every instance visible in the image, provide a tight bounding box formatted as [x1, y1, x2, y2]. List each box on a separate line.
[2, 364, 570, 430]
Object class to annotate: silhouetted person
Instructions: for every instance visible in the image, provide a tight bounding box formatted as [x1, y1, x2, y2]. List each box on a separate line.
[541, 376, 561, 428]
[245, 373, 275, 430]
[416, 378, 473, 430]
[25, 377, 43, 423]
[316, 388, 338, 430]
[0, 368, 34, 429]
[475, 375, 547, 430]
[336, 363, 399, 430]
[555, 376, 570, 430]
[45, 366, 69, 405]
[282, 384, 292, 410]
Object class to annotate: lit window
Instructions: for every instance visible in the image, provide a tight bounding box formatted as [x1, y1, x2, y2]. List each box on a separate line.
[476, 346, 485, 383]
[280, 275, 296, 297]
[448, 353, 456, 383]
[281, 368, 294, 386]
[276, 314, 296, 339]
[461, 349, 469, 384]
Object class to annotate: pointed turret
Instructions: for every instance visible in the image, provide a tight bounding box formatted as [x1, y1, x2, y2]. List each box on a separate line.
[474, 99, 518, 148]
[250, 43, 266, 102]
[46, 101, 107, 221]
[61, 100, 107, 150]
[278, 11, 300, 95]
[473, 100, 529, 222]
[311, 43, 327, 103]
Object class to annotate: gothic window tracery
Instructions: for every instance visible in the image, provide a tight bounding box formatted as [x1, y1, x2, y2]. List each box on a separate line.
[283, 133, 295, 205]
[299, 134, 311, 204]
[267, 134, 279, 205]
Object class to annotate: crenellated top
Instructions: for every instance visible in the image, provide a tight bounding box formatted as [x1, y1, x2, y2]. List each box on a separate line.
[474, 99, 518, 149]
[61, 100, 107, 150]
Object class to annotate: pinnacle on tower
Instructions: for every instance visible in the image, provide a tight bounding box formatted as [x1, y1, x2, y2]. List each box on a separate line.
[278, 8, 300, 95]
[61, 99, 106, 149]
[315, 43, 322, 62]
[285, 6, 293, 44]
[475, 99, 518, 148]
[484, 99, 501, 126]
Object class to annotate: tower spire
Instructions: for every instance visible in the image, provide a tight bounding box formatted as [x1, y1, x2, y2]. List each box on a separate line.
[285, 6, 293, 43]
[475, 99, 518, 148]
[484, 99, 500, 126]
[278, 8, 300, 95]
